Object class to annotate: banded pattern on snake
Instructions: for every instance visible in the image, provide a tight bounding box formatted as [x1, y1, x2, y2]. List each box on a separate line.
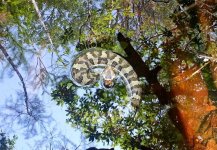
[70, 48, 142, 106]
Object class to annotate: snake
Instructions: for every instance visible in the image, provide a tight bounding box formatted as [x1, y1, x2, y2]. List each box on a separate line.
[70, 47, 142, 107]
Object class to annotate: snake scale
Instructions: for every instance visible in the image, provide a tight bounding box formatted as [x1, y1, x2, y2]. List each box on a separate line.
[70, 48, 142, 106]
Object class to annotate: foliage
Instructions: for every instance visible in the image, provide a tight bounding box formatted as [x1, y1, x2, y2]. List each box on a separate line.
[52, 78, 184, 149]
[0, 131, 17, 150]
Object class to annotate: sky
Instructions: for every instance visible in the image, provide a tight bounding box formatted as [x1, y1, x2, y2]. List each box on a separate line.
[0, 48, 116, 150]
[0, 73, 76, 149]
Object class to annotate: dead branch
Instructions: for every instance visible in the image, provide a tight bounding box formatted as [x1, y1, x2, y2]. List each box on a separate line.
[0, 44, 31, 115]
[31, 0, 53, 46]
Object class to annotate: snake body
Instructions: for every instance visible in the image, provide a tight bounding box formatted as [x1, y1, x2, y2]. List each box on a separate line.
[70, 48, 142, 106]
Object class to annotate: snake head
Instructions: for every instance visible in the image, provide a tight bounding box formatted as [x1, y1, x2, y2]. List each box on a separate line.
[102, 79, 114, 88]
[101, 66, 116, 89]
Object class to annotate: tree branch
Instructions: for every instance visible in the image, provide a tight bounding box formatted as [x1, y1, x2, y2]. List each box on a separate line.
[31, 0, 53, 46]
[117, 32, 149, 77]
[117, 32, 170, 105]
[0, 44, 31, 115]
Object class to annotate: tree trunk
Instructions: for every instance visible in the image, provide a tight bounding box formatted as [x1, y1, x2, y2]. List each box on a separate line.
[168, 49, 217, 149]
[167, 0, 217, 149]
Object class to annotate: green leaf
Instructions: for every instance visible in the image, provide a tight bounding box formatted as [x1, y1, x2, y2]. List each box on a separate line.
[66, 82, 73, 89]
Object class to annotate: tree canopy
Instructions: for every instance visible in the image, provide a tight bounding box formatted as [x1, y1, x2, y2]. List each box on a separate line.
[1, 0, 217, 149]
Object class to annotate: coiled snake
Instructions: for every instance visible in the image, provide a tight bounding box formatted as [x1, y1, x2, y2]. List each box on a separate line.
[70, 48, 142, 107]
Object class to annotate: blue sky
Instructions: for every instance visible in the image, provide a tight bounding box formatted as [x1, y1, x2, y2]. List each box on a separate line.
[0, 75, 110, 149]
[0, 74, 76, 149]
[0, 50, 116, 149]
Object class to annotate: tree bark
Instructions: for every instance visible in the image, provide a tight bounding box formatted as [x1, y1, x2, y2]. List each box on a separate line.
[166, 0, 217, 149]
[167, 48, 217, 149]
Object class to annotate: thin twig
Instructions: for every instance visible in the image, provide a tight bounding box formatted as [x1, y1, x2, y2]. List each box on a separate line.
[0, 44, 31, 115]
[186, 62, 209, 80]
[198, 54, 217, 62]
[31, 0, 53, 46]
[174, 62, 210, 83]
[31, 0, 68, 67]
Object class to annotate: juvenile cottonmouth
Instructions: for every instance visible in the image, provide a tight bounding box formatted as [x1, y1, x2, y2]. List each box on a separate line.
[70, 48, 142, 106]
